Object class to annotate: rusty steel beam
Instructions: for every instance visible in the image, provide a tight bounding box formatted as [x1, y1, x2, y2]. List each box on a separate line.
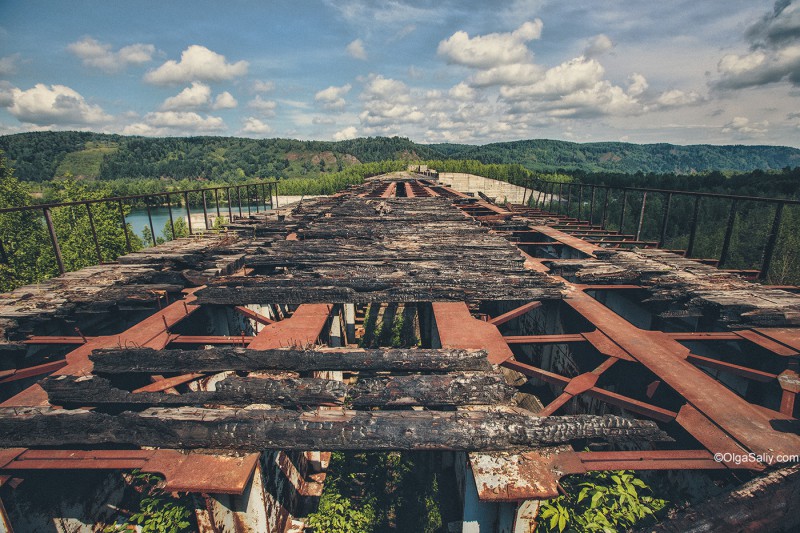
[169, 335, 255, 345]
[504, 334, 586, 344]
[235, 305, 276, 326]
[0, 449, 259, 495]
[0, 360, 68, 384]
[488, 301, 542, 327]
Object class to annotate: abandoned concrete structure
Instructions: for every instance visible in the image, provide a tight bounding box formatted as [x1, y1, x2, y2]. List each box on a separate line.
[0, 172, 798, 531]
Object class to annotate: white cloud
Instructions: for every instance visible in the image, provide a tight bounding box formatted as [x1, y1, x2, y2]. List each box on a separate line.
[713, 1, 800, 89]
[448, 82, 477, 101]
[161, 82, 212, 110]
[469, 63, 543, 87]
[715, 45, 800, 89]
[248, 95, 277, 115]
[315, 83, 351, 110]
[333, 126, 358, 140]
[67, 37, 154, 73]
[0, 54, 19, 76]
[213, 91, 238, 109]
[358, 74, 426, 127]
[437, 20, 543, 68]
[627, 73, 648, 96]
[241, 116, 271, 134]
[7, 83, 111, 126]
[252, 80, 275, 92]
[583, 34, 614, 57]
[0, 81, 13, 107]
[500, 56, 605, 101]
[146, 111, 225, 130]
[123, 110, 226, 136]
[313, 116, 336, 125]
[722, 116, 769, 135]
[652, 89, 703, 108]
[144, 45, 248, 85]
[346, 39, 368, 60]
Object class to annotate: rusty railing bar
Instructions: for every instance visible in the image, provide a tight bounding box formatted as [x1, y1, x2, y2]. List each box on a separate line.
[685, 196, 701, 257]
[165, 193, 175, 241]
[658, 192, 672, 248]
[759, 202, 785, 281]
[0, 180, 278, 215]
[718, 199, 738, 268]
[635, 191, 648, 242]
[145, 197, 157, 245]
[184, 191, 193, 235]
[237, 186, 243, 217]
[214, 188, 221, 219]
[118, 200, 132, 252]
[588, 185, 596, 225]
[201, 190, 210, 230]
[601, 187, 609, 229]
[43, 207, 65, 274]
[226, 187, 234, 221]
[618, 189, 628, 233]
[84, 202, 103, 263]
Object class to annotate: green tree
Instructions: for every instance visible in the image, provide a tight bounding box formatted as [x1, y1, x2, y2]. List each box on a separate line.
[162, 217, 189, 241]
[48, 179, 143, 271]
[0, 151, 54, 291]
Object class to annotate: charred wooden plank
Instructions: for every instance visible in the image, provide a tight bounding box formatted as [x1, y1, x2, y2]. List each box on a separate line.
[0, 407, 671, 451]
[41, 375, 347, 407]
[43, 372, 514, 408]
[90, 347, 494, 374]
[348, 373, 515, 407]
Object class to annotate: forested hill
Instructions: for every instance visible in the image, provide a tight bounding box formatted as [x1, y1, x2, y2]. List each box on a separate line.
[1, 131, 799, 182]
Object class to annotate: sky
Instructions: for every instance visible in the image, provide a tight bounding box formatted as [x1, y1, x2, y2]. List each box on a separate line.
[0, 0, 799, 147]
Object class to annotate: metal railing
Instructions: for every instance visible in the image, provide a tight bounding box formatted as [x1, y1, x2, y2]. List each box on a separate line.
[524, 178, 800, 282]
[0, 180, 278, 276]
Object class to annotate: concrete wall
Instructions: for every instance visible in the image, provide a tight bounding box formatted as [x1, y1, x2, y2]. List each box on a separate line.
[436, 173, 528, 204]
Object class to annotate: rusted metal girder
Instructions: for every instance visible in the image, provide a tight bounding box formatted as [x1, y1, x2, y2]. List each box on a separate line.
[470, 448, 730, 501]
[0, 449, 259, 494]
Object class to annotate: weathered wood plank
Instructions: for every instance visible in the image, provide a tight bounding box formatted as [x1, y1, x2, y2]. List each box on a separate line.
[0, 407, 671, 451]
[90, 347, 495, 374]
[42, 372, 515, 408]
[348, 373, 515, 407]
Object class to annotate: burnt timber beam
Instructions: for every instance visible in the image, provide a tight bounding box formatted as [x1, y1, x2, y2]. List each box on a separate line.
[89, 347, 494, 374]
[41, 372, 516, 408]
[0, 407, 670, 451]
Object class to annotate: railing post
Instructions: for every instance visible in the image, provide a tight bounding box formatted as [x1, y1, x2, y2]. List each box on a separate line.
[145, 197, 157, 245]
[184, 191, 193, 235]
[685, 196, 701, 257]
[718, 199, 738, 268]
[85, 202, 103, 263]
[43, 207, 65, 275]
[165, 193, 175, 240]
[237, 186, 243, 217]
[589, 185, 596, 225]
[214, 188, 221, 219]
[246, 186, 252, 216]
[261, 183, 267, 210]
[274, 182, 279, 208]
[658, 193, 672, 247]
[759, 202, 784, 281]
[201, 190, 210, 230]
[227, 188, 234, 221]
[601, 188, 609, 229]
[577, 185, 583, 220]
[635, 192, 648, 242]
[618, 189, 628, 232]
[565, 184, 573, 217]
[118, 200, 132, 252]
[549, 182, 556, 212]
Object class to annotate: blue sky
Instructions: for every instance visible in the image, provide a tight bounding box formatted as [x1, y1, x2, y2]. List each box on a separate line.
[1, 0, 799, 147]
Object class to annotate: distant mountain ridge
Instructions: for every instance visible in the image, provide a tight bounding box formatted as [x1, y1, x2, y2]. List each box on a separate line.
[1, 131, 798, 182]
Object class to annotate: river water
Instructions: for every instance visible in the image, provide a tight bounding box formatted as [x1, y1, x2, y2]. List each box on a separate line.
[126, 204, 267, 240]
